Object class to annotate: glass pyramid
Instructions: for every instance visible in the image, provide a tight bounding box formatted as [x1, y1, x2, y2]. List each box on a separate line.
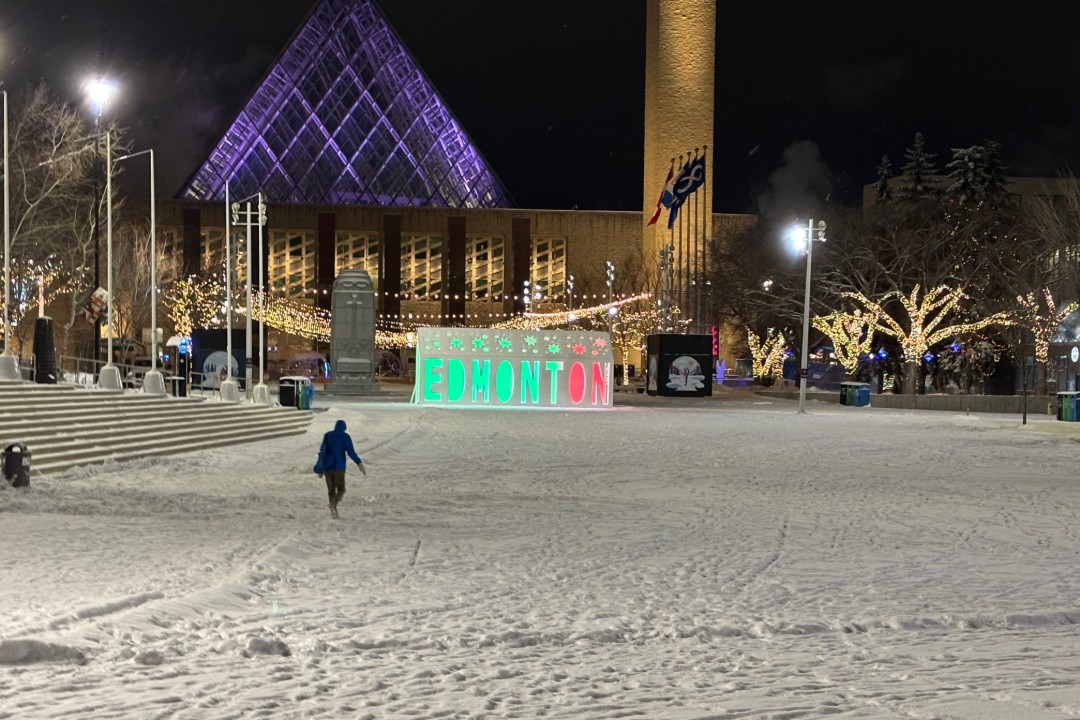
[181, 0, 512, 208]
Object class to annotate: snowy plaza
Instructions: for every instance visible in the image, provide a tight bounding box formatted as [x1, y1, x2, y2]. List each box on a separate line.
[2, 390, 1079, 719]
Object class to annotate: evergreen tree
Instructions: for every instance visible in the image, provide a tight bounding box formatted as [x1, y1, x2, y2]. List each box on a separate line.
[945, 145, 980, 205]
[945, 139, 1009, 207]
[874, 155, 893, 202]
[981, 139, 1008, 203]
[899, 132, 940, 199]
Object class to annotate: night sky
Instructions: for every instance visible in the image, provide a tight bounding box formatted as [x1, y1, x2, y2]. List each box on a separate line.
[3, 1, 1079, 215]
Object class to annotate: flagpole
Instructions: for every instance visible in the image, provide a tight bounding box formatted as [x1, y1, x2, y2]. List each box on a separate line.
[699, 145, 708, 331]
[691, 147, 699, 332]
[684, 148, 692, 324]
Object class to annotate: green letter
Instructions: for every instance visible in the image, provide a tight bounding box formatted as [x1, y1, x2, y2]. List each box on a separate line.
[520, 361, 540, 404]
[545, 361, 563, 405]
[422, 357, 444, 402]
[471, 359, 490, 403]
[495, 360, 515, 403]
[447, 358, 466, 403]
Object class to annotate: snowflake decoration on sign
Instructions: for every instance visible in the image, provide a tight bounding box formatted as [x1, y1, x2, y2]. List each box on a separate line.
[593, 337, 607, 348]
[572, 344, 586, 355]
[547, 343, 560, 354]
[498, 337, 513, 350]
[524, 335, 538, 346]
[450, 337, 463, 349]
[472, 336, 487, 350]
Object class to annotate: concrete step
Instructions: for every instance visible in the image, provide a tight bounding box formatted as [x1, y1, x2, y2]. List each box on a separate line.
[6, 408, 311, 451]
[30, 417, 311, 475]
[2, 401, 302, 436]
[0, 381, 313, 476]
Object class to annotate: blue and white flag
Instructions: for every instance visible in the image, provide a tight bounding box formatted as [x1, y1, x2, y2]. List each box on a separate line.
[674, 156, 706, 203]
[663, 156, 706, 229]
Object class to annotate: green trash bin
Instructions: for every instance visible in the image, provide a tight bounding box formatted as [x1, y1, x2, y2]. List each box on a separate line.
[1056, 392, 1080, 421]
[840, 382, 854, 406]
[841, 382, 866, 406]
[297, 378, 314, 410]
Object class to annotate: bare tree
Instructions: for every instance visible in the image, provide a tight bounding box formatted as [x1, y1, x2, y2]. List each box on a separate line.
[3, 83, 128, 359]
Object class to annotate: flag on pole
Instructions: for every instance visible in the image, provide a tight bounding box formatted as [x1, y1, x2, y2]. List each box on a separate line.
[674, 156, 706, 203]
[647, 161, 675, 226]
[661, 160, 688, 211]
[665, 156, 706, 229]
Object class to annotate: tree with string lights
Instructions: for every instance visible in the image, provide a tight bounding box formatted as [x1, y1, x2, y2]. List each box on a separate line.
[165, 276, 225, 337]
[811, 309, 879, 377]
[844, 284, 1012, 394]
[1015, 289, 1078, 396]
[746, 327, 787, 384]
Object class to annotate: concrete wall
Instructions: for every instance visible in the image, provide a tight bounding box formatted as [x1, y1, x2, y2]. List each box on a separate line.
[759, 388, 1056, 415]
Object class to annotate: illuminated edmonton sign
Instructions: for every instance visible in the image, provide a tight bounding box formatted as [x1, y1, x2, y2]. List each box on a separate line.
[413, 327, 614, 409]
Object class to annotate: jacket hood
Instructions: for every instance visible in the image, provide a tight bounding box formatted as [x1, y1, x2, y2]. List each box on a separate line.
[334, 420, 347, 432]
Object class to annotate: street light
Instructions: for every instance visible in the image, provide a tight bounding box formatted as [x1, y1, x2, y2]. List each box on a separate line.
[789, 219, 826, 414]
[605, 260, 615, 304]
[0, 88, 19, 381]
[94, 125, 125, 390]
[231, 192, 268, 403]
[83, 76, 117, 382]
[114, 148, 165, 395]
[220, 182, 240, 402]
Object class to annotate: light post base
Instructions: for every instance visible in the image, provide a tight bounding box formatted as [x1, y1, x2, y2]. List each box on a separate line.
[0, 353, 21, 382]
[0, 354, 19, 382]
[142, 369, 167, 396]
[252, 383, 271, 405]
[98, 364, 123, 391]
[220, 378, 241, 403]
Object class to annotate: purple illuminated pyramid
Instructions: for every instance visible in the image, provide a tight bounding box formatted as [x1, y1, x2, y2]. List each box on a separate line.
[181, 0, 511, 208]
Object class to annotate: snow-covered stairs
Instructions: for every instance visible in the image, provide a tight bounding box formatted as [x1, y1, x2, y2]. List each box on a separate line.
[0, 381, 313, 476]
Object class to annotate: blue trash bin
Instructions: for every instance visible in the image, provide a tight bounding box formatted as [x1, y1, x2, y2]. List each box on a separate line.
[854, 383, 871, 407]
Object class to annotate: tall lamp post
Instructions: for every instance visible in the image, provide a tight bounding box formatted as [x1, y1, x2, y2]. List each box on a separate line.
[231, 192, 268, 403]
[84, 78, 117, 377]
[94, 122, 124, 390]
[114, 148, 165, 395]
[220, 182, 240, 402]
[790, 219, 826, 414]
[0, 89, 19, 381]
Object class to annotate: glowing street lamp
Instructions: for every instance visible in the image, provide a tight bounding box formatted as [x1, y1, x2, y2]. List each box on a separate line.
[789, 219, 826, 414]
[83, 76, 118, 384]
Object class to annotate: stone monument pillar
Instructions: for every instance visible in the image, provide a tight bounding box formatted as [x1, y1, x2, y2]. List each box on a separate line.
[643, 0, 715, 315]
[329, 268, 378, 394]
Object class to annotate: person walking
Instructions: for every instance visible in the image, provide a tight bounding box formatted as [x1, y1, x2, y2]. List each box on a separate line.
[317, 419, 365, 518]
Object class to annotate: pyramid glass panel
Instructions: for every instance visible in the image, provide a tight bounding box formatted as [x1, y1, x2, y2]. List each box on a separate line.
[181, 0, 511, 208]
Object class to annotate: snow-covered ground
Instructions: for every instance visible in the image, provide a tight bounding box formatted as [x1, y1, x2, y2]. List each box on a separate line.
[2, 389, 1080, 719]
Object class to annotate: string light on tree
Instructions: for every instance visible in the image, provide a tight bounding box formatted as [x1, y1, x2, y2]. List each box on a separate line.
[746, 327, 787, 381]
[1016, 288, 1076, 366]
[844, 285, 1012, 391]
[812, 309, 880, 376]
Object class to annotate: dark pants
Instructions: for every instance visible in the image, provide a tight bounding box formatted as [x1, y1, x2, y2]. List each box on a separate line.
[324, 471, 346, 507]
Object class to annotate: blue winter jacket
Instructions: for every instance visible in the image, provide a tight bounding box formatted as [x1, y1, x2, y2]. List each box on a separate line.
[320, 420, 362, 472]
